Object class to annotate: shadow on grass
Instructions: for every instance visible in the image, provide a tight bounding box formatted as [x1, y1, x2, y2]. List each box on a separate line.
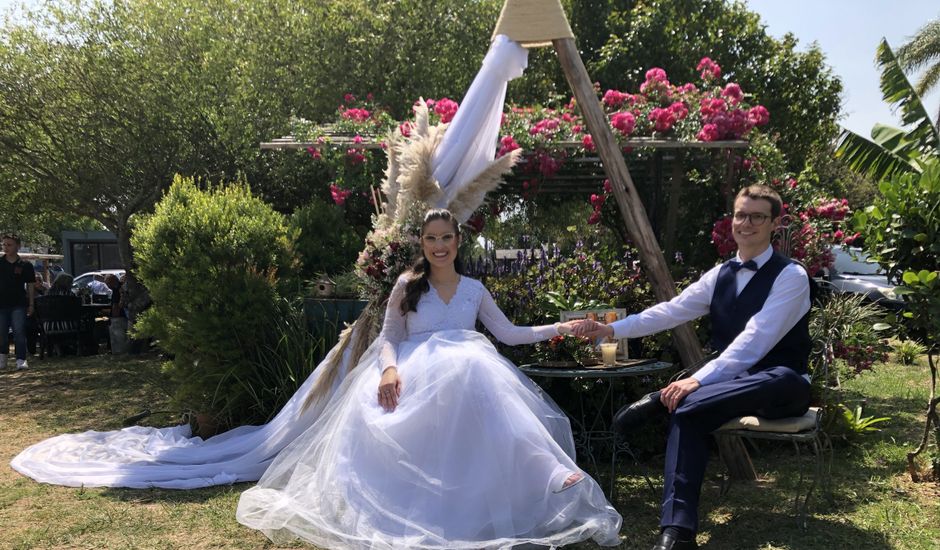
[701, 509, 891, 549]
[97, 482, 250, 505]
[0, 353, 177, 434]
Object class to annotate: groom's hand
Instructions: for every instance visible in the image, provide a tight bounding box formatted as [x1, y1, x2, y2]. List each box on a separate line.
[660, 377, 701, 413]
[570, 319, 613, 340]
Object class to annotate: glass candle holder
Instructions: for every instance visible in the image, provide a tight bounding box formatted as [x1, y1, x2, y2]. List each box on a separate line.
[600, 342, 619, 366]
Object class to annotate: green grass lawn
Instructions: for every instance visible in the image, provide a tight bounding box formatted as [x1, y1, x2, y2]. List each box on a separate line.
[0, 352, 937, 549]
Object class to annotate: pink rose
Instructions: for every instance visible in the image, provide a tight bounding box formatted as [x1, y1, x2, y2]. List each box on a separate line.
[610, 111, 636, 136]
[696, 123, 720, 142]
[330, 183, 352, 206]
[581, 134, 595, 152]
[696, 57, 721, 81]
[747, 105, 770, 126]
[721, 83, 743, 103]
[434, 98, 459, 123]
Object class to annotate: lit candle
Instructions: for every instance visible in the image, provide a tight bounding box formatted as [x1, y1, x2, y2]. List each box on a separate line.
[601, 342, 619, 366]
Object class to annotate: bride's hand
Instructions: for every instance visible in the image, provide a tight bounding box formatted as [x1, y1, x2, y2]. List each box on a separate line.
[378, 367, 402, 412]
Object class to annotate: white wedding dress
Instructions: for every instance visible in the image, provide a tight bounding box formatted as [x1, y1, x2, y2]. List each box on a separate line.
[236, 275, 623, 549]
[9, 343, 353, 489]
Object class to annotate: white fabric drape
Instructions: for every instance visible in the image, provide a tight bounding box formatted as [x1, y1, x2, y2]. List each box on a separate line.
[431, 34, 528, 206]
[10, 331, 358, 489]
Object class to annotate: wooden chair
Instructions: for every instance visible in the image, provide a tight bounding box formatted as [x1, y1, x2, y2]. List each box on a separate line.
[34, 294, 90, 358]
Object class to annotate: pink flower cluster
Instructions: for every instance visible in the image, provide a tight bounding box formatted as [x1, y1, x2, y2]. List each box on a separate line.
[696, 57, 721, 81]
[587, 189, 607, 225]
[697, 103, 769, 142]
[497, 135, 520, 158]
[639, 67, 671, 100]
[433, 98, 459, 124]
[710, 216, 737, 257]
[345, 134, 366, 165]
[330, 183, 352, 206]
[602, 89, 635, 108]
[803, 198, 850, 221]
[648, 102, 689, 133]
[340, 107, 371, 122]
[611, 111, 636, 136]
[529, 118, 561, 136]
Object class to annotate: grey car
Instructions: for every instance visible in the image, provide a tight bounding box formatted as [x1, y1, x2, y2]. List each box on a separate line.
[821, 247, 904, 310]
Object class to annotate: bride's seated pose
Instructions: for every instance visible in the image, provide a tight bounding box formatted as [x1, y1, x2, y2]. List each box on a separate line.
[236, 208, 623, 549]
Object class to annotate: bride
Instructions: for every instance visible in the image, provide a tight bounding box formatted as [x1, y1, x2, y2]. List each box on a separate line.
[236, 208, 623, 549]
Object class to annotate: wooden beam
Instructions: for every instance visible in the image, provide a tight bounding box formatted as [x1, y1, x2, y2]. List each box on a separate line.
[553, 37, 704, 369]
[663, 156, 684, 260]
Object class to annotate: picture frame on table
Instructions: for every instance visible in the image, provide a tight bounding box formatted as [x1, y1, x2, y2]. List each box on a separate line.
[559, 308, 629, 358]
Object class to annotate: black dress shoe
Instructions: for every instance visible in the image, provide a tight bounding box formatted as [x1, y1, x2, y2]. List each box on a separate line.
[651, 531, 698, 550]
[612, 390, 665, 436]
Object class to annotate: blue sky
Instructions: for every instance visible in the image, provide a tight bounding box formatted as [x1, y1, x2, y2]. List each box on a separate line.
[2, 0, 938, 137]
[743, 0, 940, 136]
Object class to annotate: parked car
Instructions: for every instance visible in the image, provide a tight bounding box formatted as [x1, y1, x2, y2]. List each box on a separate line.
[72, 269, 126, 299]
[819, 248, 903, 310]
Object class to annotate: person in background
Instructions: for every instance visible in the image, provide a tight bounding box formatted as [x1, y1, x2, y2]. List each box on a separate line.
[33, 273, 50, 296]
[104, 274, 125, 319]
[1, 234, 36, 370]
[48, 272, 75, 296]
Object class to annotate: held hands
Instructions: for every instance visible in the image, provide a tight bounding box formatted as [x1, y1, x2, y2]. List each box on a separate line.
[378, 366, 402, 412]
[659, 377, 701, 413]
[565, 319, 614, 340]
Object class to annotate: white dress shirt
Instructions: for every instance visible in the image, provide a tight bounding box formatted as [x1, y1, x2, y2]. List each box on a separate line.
[610, 245, 811, 385]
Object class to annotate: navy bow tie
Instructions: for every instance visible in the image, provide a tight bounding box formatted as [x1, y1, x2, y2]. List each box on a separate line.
[728, 259, 758, 272]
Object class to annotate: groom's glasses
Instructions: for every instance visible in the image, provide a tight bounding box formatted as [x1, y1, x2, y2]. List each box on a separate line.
[732, 211, 771, 226]
[421, 233, 456, 245]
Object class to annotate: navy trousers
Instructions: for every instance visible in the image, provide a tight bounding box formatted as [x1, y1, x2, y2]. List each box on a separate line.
[660, 366, 811, 533]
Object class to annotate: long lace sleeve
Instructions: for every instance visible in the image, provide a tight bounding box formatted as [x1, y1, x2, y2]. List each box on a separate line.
[478, 286, 559, 346]
[376, 276, 408, 372]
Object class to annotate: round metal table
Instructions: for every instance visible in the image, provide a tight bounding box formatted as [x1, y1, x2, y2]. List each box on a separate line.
[519, 360, 674, 497]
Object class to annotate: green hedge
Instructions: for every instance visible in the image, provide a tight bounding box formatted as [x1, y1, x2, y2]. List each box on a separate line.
[132, 175, 299, 424]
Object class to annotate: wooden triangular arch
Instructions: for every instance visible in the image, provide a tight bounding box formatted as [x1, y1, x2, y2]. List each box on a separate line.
[496, 0, 704, 368]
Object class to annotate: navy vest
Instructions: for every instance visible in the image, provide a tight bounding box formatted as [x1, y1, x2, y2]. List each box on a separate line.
[709, 252, 811, 375]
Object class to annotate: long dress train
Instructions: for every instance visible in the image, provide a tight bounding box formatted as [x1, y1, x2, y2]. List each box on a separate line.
[9, 341, 353, 489]
[236, 276, 622, 549]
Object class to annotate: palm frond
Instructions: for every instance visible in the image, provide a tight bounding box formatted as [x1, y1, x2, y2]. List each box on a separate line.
[896, 19, 940, 73]
[876, 39, 939, 150]
[446, 148, 522, 223]
[914, 62, 940, 101]
[835, 127, 920, 180]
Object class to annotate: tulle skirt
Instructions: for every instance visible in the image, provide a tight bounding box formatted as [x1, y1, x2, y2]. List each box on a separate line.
[10, 338, 353, 489]
[236, 330, 622, 549]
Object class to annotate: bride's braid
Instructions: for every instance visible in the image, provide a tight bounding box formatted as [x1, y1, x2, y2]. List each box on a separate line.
[401, 209, 463, 315]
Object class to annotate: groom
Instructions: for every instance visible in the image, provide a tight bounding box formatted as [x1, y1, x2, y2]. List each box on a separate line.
[575, 185, 813, 550]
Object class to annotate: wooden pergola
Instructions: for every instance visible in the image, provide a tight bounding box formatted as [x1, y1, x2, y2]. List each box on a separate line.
[262, 136, 750, 267]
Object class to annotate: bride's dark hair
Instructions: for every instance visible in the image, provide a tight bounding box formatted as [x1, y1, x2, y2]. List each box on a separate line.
[401, 209, 464, 315]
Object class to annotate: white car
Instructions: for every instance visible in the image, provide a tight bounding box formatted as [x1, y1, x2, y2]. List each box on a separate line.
[72, 269, 126, 297]
[822, 248, 903, 310]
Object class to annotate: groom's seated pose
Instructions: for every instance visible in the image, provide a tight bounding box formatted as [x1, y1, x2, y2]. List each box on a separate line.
[575, 184, 812, 550]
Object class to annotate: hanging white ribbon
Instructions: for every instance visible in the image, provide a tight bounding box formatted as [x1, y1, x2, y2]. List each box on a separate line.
[431, 34, 529, 207]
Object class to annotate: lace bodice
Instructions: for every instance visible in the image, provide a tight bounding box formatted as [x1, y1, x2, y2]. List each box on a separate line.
[377, 275, 558, 371]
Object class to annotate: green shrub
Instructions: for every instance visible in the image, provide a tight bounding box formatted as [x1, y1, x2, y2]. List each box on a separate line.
[132, 176, 299, 425]
[893, 339, 927, 365]
[291, 198, 363, 279]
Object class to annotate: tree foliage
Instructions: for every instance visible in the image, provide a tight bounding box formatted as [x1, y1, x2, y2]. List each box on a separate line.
[569, 0, 843, 173]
